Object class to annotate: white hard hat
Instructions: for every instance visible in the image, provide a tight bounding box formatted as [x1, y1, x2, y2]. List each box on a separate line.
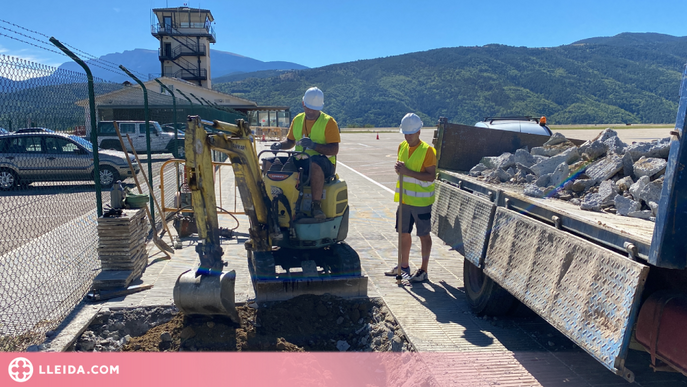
[302, 87, 324, 110]
[399, 113, 423, 134]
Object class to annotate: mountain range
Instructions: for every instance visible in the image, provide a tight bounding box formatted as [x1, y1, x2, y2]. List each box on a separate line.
[56, 48, 308, 83]
[212, 32, 687, 127]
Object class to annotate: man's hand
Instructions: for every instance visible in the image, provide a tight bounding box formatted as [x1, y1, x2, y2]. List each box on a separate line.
[270, 142, 282, 151]
[298, 137, 315, 149]
[395, 161, 409, 175]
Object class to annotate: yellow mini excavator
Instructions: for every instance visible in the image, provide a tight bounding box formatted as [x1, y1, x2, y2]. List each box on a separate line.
[173, 116, 367, 321]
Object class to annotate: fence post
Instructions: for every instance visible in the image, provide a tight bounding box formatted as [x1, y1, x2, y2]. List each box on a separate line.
[153, 78, 179, 158]
[153, 78, 181, 193]
[119, 65, 155, 225]
[49, 37, 103, 217]
[189, 93, 205, 106]
[175, 89, 194, 115]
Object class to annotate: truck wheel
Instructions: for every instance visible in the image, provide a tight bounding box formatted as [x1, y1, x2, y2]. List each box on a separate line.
[101, 140, 121, 151]
[330, 242, 361, 277]
[98, 166, 119, 188]
[0, 169, 19, 191]
[168, 141, 185, 158]
[463, 259, 517, 316]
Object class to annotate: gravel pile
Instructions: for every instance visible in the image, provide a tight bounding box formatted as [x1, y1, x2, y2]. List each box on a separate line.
[73, 295, 411, 352]
[469, 129, 670, 220]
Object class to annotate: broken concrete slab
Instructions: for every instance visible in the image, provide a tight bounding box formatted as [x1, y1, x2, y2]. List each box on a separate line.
[579, 140, 608, 160]
[616, 176, 634, 193]
[530, 147, 579, 176]
[580, 193, 603, 212]
[626, 142, 653, 161]
[629, 210, 653, 220]
[639, 178, 663, 205]
[598, 128, 619, 142]
[44, 303, 103, 352]
[536, 174, 551, 187]
[622, 152, 635, 178]
[469, 163, 488, 177]
[585, 154, 624, 184]
[604, 136, 627, 155]
[649, 201, 659, 217]
[481, 153, 515, 170]
[615, 195, 641, 216]
[544, 132, 568, 146]
[514, 148, 536, 167]
[598, 180, 617, 207]
[633, 156, 667, 178]
[549, 162, 570, 187]
[532, 146, 563, 157]
[629, 176, 650, 202]
[648, 138, 671, 158]
[524, 184, 544, 198]
[571, 179, 595, 193]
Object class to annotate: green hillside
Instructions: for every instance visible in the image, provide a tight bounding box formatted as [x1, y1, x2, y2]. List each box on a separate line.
[213, 33, 687, 127]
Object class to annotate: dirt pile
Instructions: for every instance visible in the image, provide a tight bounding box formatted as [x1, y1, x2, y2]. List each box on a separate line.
[74, 295, 411, 352]
[470, 129, 670, 220]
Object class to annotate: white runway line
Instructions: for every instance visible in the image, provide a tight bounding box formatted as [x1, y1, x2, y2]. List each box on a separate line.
[338, 161, 395, 194]
[357, 143, 372, 147]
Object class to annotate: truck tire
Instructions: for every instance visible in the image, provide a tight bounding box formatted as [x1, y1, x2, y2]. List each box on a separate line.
[463, 259, 517, 316]
[100, 140, 121, 151]
[167, 140, 185, 158]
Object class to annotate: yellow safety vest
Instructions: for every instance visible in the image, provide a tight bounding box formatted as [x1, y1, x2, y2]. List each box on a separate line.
[292, 112, 336, 165]
[394, 140, 435, 206]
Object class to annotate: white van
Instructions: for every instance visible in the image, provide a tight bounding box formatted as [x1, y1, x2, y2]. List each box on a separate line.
[95, 121, 185, 157]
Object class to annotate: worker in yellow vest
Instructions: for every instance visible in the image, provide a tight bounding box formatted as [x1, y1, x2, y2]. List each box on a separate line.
[271, 87, 340, 219]
[385, 113, 436, 282]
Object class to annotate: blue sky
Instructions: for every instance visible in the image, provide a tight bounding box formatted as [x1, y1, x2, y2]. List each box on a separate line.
[0, 0, 685, 69]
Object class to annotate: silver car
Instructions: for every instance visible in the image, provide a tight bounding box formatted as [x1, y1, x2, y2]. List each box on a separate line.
[0, 133, 139, 190]
[475, 116, 552, 136]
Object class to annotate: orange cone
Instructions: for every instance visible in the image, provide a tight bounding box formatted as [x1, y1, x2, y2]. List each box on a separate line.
[376, 132, 379, 140]
[261, 133, 266, 142]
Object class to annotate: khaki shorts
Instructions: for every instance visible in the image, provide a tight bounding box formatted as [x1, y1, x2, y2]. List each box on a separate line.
[395, 204, 432, 236]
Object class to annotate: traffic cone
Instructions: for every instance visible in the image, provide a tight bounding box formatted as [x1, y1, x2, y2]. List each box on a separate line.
[261, 133, 266, 142]
[376, 132, 379, 140]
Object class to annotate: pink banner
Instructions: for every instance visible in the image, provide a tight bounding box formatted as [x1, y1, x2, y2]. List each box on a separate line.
[2, 352, 445, 387]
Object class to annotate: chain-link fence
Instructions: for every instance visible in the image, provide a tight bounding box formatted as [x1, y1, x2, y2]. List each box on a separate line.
[0, 48, 253, 351]
[0, 55, 123, 351]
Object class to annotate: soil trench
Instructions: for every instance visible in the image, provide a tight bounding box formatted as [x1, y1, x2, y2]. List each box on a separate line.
[75, 295, 412, 353]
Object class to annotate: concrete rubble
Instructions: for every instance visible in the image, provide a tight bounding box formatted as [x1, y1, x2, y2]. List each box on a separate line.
[471, 128, 671, 221]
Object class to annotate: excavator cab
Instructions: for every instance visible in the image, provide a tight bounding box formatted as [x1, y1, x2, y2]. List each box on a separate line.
[173, 117, 366, 320]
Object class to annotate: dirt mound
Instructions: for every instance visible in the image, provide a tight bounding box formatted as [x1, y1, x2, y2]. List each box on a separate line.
[76, 295, 411, 352]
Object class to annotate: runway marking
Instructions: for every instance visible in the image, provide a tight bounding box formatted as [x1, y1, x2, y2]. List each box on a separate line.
[357, 143, 372, 147]
[338, 161, 395, 194]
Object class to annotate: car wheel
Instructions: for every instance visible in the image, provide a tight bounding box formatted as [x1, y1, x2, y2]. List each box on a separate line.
[0, 169, 18, 191]
[98, 166, 119, 188]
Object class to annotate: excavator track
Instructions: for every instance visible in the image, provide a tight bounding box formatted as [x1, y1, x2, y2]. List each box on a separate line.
[248, 244, 368, 302]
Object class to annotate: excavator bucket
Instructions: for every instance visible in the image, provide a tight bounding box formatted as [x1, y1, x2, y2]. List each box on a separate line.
[173, 269, 239, 323]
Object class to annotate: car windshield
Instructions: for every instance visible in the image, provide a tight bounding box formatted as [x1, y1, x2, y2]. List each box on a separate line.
[69, 135, 93, 152]
[152, 122, 163, 133]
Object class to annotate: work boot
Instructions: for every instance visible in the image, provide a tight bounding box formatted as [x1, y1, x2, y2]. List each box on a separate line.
[312, 200, 326, 220]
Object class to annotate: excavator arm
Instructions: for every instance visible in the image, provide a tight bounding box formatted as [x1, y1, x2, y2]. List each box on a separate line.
[184, 116, 278, 272]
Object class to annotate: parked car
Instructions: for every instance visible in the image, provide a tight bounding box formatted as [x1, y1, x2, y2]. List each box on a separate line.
[15, 127, 55, 134]
[94, 121, 185, 157]
[161, 123, 186, 134]
[474, 116, 552, 136]
[0, 128, 8, 135]
[0, 132, 139, 190]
